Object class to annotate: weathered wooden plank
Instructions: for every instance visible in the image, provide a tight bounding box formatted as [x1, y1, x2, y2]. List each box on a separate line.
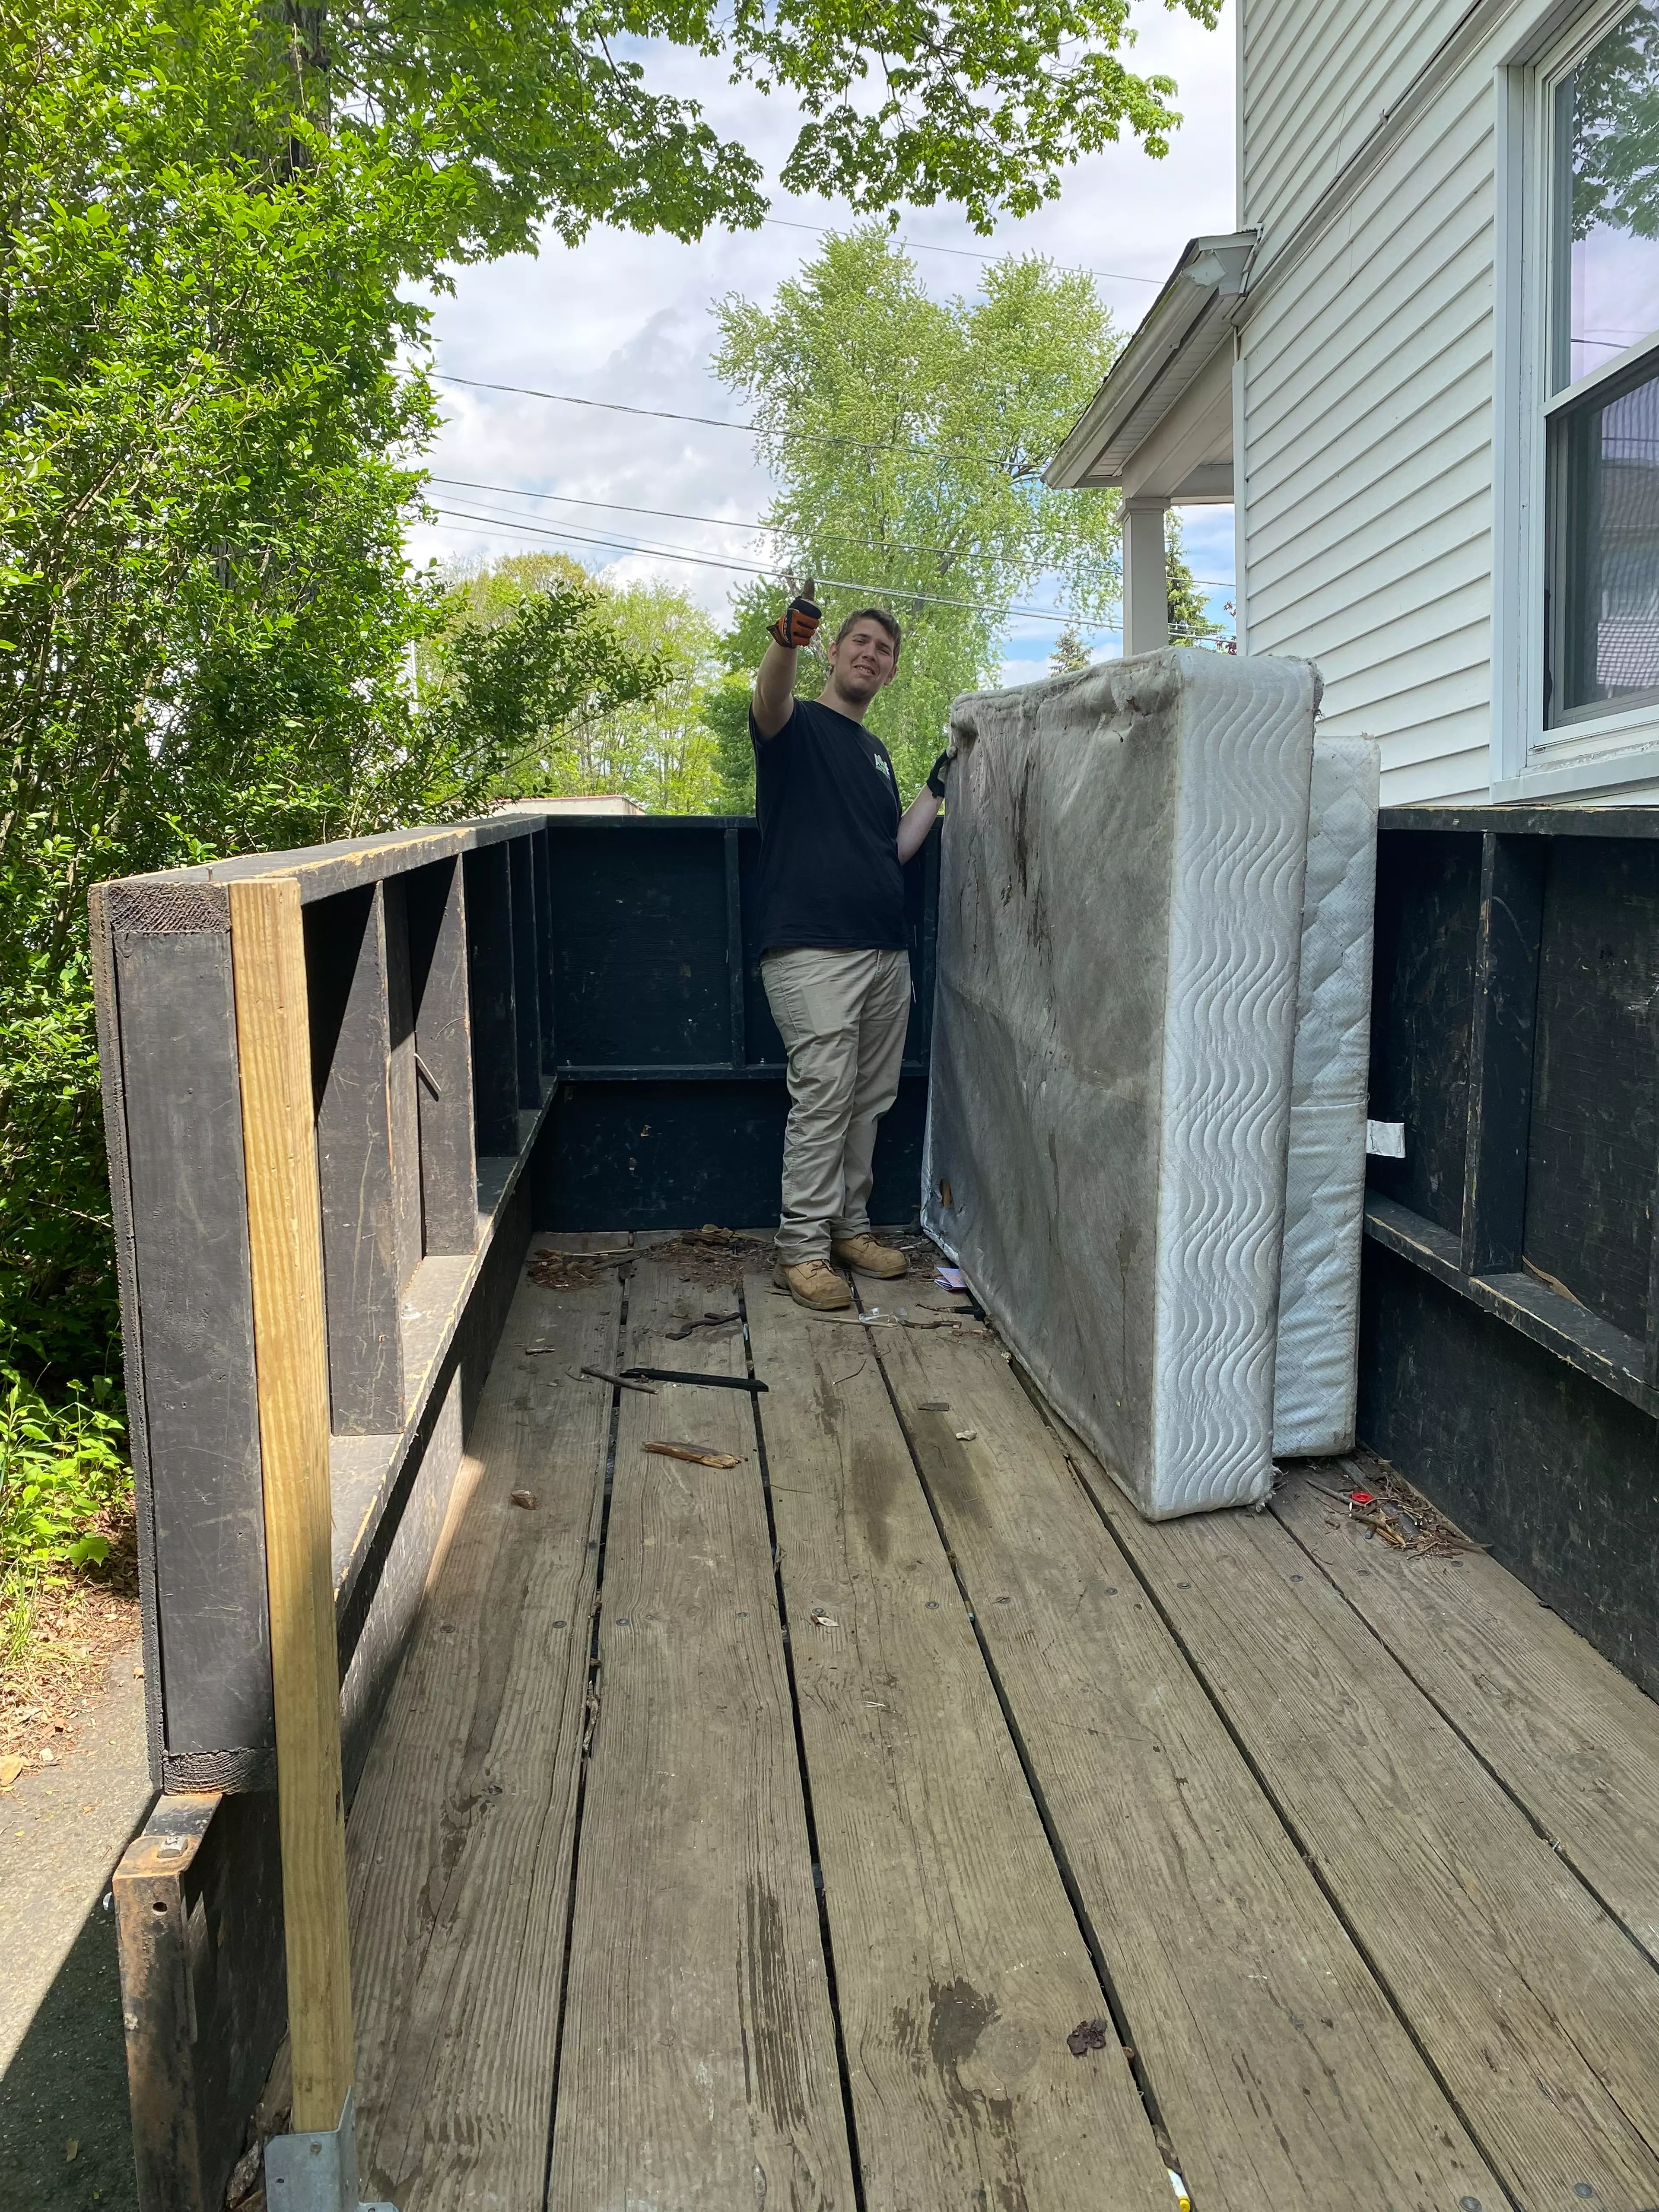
[348, 1276, 618, 2209]
[747, 1279, 1174, 2212]
[723, 825, 745, 1068]
[102, 894, 272, 1774]
[462, 842, 518, 1157]
[508, 833, 542, 1109]
[874, 1323, 1501, 2212]
[406, 856, 477, 1256]
[533, 826, 555, 1071]
[1523, 836, 1659, 1338]
[1274, 1466, 1659, 1968]
[228, 875, 354, 2134]
[1071, 1446, 1659, 2212]
[550, 1264, 855, 2210]
[382, 875, 423, 1296]
[1460, 833, 1546, 1276]
[305, 884, 407, 1436]
[1367, 828, 1482, 1236]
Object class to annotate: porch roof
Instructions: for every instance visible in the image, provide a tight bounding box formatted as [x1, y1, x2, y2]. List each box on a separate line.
[1045, 229, 1257, 500]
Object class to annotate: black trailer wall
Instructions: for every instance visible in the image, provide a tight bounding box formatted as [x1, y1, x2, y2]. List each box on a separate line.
[532, 815, 939, 1230]
[1360, 807, 1659, 1700]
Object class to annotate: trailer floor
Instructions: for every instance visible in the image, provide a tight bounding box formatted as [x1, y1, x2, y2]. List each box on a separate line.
[344, 1246, 1659, 2212]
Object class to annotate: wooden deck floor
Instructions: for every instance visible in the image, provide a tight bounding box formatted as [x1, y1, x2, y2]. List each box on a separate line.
[345, 1243, 1659, 2212]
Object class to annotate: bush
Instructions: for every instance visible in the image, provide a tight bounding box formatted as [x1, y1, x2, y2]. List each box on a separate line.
[0, 1368, 129, 1578]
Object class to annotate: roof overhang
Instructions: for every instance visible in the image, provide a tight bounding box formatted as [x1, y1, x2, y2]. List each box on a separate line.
[1045, 231, 1259, 495]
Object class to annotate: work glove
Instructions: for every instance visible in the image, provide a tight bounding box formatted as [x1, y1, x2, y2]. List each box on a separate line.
[769, 578, 821, 652]
[926, 751, 950, 799]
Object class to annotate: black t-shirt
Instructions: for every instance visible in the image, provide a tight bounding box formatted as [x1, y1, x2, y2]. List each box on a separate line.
[750, 697, 908, 952]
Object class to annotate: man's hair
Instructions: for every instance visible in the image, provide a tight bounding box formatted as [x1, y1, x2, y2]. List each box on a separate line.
[833, 606, 902, 658]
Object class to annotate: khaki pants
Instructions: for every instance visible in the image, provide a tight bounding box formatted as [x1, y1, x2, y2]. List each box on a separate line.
[762, 946, 912, 1265]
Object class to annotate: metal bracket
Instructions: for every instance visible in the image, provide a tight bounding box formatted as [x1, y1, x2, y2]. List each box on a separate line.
[264, 2090, 394, 2212]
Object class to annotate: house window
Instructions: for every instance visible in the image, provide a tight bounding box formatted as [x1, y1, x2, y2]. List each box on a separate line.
[1545, 5, 1659, 726]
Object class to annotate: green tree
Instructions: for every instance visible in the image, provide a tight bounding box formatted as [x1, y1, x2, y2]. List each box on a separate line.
[1049, 625, 1093, 673]
[426, 559, 725, 811]
[712, 227, 1126, 795]
[286, 0, 1222, 256]
[418, 555, 673, 802]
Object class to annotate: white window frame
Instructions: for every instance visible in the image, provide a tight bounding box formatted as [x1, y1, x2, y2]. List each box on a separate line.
[1492, 0, 1659, 801]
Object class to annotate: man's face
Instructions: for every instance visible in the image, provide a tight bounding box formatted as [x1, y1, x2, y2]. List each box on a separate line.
[827, 620, 898, 704]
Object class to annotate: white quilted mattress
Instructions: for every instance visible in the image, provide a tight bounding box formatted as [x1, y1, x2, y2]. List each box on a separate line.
[1272, 737, 1380, 1457]
[922, 649, 1319, 1518]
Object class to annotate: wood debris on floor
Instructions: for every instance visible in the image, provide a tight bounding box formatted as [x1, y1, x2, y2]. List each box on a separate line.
[342, 1252, 1659, 2212]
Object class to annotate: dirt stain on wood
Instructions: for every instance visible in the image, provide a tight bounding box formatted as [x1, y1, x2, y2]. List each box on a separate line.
[741, 1876, 812, 2136]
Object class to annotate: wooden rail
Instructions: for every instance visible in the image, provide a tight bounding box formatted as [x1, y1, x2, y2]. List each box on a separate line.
[96, 809, 562, 2210]
[94, 807, 942, 2212]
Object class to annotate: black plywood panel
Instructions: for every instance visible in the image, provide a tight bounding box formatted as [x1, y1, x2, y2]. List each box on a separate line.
[464, 842, 518, 1154]
[550, 826, 729, 1066]
[1357, 1237, 1659, 1700]
[305, 886, 405, 1435]
[113, 928, 273, 1757]
[1367, 829, 1482, 1235]
[509, 834, 542, 1106]
[537, 1075, 928, 1233]
[1523, 837, 1659, 1340]
[407, 855, 477, 1255]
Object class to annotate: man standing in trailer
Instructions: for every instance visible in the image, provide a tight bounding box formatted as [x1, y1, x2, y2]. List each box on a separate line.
[750, 583, 950, 1312]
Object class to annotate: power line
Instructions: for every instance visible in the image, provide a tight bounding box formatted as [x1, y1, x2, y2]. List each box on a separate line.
[431, 372, 1064, 470]
[428, 502, 1227, 640]
[759, 215, 1163, 288]
[431, 505, 1108, 619]
[427, 477, 1235, 589]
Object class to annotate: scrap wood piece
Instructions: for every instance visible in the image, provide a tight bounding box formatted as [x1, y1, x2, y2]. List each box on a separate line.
[578, 1364, 657, 1394]
[665, 1311, 741, 1341]
[643, 1441, 741, 1469]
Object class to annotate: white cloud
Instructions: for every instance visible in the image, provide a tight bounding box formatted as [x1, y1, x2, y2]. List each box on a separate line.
[406, 1, 1237, 639]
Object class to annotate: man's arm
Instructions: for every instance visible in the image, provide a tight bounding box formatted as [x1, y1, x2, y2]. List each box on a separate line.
[753, 582, 821, 738]
[896, 751, 950, 863]
[897, 787, 940, 862]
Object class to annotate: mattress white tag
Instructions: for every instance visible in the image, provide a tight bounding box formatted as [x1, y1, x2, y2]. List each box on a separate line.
[1365, 1119, 1406, 1158]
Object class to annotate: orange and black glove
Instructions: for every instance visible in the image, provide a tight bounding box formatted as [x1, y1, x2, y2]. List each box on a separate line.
[769, 580, 821, 652]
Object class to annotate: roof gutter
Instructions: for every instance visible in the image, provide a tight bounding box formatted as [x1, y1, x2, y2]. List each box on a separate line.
[1044, 230, 1259, 491]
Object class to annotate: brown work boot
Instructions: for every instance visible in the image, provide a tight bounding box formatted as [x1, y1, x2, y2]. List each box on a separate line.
[775, 1259, 854, 1312]
[830, 1233, 908, 1279]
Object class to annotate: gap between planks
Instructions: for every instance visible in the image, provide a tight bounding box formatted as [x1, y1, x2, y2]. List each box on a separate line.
[865, 1314, 1504, 2212]
[1062, 1424, 1659, 2212]
[547, 1261, 855, 2211]
[747, 1275, 1177, 2212]
[346, 1274, 619, 2209]
[1271, 1462, 1659, 1973]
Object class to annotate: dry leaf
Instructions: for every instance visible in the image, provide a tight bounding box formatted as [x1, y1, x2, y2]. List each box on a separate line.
[0, 1755, 24, 1790]
[510, 1490, 537, 1510]
[64, 2140, 79, 2163]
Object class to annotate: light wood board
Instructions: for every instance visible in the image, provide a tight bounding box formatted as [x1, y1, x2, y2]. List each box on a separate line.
[874, 1321, 1503, 2212]
[747, 1279, 1174, 2212]
[548, 1262, 856, 2210]
[229, 874, 353, 2132]
[1275, 1465, 1659, 1968]
[1070, 1447, 1659, 2211]
[347, 1273, 619, 2208]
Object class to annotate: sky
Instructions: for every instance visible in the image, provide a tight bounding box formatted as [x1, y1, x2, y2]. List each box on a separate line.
[407, 1, 1238, 679]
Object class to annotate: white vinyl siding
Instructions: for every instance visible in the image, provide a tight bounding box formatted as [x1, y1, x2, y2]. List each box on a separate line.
[1240, 0, 1476, 248]
[1239, 43, 1499, 804]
